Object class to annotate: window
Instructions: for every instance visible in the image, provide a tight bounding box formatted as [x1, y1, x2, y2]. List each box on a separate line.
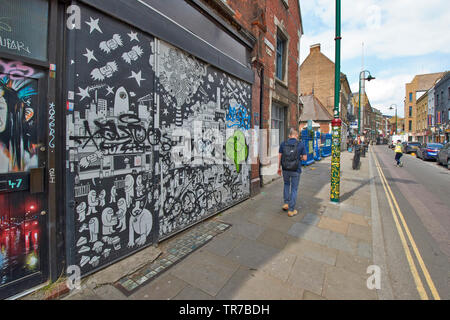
[272, 104, 286, 145]
[409, 106, 412, 117]
[436, 94, 439, 106]
[408, 120, 412, 131]
[409, 92, 413, 102]
[448, 87, 450, 100]
[276, 33, 287, 81]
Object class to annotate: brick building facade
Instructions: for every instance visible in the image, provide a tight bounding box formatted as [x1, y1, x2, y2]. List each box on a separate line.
[404, 72, 444, 140]
[300, 44, 349, 124]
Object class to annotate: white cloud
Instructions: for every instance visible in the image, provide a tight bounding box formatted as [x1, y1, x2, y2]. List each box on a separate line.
[300, 0, 450, 63]
[350, 73, 421, 117]
[299, 0, 450, 117]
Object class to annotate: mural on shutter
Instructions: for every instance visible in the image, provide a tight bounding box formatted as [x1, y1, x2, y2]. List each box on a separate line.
[66, 6, 251, 274]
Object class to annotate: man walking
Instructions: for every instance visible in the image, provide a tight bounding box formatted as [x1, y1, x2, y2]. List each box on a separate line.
[278, 128, 307, 217]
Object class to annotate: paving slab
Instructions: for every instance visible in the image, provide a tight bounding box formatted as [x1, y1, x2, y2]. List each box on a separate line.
[93, 285, 127, 300]
[288, 223, 331, 246]
[256, 227, 292, 249]
[227, 239, 279, 270]
[336, 251, 372, 277]
[285, 239, 338, 266]
[259, 251, 297, 282]
[326, 232, 358, 254]
[227, 220, 266, 240]
[323, 266, 377, 300]
[318, 216, 349, 234]
[216, 266, 304, 300]
[342, 212, 370, 227]
[287, 256, 327, 296]
[169, 249, 240, 296]
[62, 288, 100, 300]
[203, 231, 243, 257]
[301, 213, 321, 226]
[303, 290, 326, 300]
[322, 206, 343, 219]
[357, 241, 373, 259]
[128, 273, 187, 300]
[172, 285, 215, 300]
[347, 224, 372, 242]
[339, 204, 365, 215]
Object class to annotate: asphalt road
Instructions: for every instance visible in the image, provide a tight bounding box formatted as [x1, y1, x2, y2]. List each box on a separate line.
[371, 145, 450, 300]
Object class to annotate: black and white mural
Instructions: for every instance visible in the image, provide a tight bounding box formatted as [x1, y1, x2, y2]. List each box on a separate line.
[66, 5, 251, 274]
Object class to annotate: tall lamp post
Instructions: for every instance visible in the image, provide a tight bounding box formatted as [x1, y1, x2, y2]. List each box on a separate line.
[389, 104, 398, 135]
[330, 0, 342, 203]
[358, 70, 375, 135]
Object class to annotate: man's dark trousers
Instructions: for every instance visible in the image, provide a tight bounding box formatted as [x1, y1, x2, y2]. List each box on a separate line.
[283, 170, 300, 212]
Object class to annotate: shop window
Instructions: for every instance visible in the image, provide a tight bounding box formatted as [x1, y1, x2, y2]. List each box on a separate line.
[272, 104, 286, 145]
[276, 32, 287, 81]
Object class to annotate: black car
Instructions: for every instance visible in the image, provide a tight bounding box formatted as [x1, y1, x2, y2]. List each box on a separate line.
[403, 142, 421, 154]
[417, 143, 443, 160]
[437, 143, 450, 169]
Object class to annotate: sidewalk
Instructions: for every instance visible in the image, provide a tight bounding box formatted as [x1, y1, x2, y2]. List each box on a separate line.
[58, 150, 378, 300]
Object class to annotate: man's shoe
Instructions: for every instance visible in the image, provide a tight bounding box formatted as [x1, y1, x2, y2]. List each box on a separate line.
[288, 210, 298, 217]
[282, 204, 289, 211]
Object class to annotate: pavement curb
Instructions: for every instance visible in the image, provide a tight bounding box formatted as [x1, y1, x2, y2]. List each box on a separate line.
[368, 149, 394, 300]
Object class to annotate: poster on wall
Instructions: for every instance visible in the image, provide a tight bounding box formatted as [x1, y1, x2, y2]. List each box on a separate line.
[66, 5, 252, 275]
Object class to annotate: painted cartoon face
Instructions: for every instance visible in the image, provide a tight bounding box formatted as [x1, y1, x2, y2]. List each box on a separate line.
[0, 88, 7, 132]
[117, 198, 126, 211]
[99, 190, 106, 198]
[102, 207, 114, 216]
[88, 190, 97, 200]
[106, 39, 119, 50]
[76, 201, 86, 213]
[125, 174, 134, 189]
[100, 65, 114, 78]
[136, 175, 142, 186]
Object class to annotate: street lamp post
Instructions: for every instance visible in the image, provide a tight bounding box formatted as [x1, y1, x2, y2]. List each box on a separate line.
[389, 104, 398, 135]
[358, 70, 375, 135]
[330, 0, 342, 203]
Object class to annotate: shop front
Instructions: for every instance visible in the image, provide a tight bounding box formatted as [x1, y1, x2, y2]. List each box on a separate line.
[2, 0, 255, 298]
[0, 0, 54, 299]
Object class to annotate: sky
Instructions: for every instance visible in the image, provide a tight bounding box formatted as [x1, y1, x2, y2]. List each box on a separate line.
[299, 0, 450, 117]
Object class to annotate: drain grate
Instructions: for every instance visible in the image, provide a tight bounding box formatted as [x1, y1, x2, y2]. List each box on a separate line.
[115, 220, 231, 295]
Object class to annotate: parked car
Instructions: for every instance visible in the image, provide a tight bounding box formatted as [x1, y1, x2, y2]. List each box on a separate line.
[403, 142, 421, 154]
[437, 143, 450, 169]
[416, 143, 443, 160]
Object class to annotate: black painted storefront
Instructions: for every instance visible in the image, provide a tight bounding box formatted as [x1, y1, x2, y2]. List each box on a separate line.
[0, 0, 254, 298]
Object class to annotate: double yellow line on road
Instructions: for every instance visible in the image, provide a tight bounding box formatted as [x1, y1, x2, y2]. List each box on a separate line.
[371, 149, 440, 300]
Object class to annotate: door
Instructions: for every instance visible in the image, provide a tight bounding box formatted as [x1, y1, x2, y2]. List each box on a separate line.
[0, 59, 48, 299]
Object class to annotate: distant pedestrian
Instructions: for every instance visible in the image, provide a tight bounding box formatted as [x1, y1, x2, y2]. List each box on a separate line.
[278, 128, 307, 217]
[394, 140, 403, 167]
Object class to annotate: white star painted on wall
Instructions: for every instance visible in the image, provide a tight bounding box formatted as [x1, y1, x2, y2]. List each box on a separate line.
[77, 86, 91, 101]
[129, 71, 145, 87]
[83, 48, 98, 63]
[85, 17, 103, 34]
[163, 108, 169, 116]
[106, 86, 115, 96]
[128, 31, 139, 42]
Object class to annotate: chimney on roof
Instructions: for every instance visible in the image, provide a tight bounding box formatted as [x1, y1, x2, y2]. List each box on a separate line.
[310, 43, 321, 53]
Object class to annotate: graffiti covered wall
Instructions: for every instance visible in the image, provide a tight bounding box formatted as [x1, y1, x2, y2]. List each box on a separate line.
[66, 6, 251, 274]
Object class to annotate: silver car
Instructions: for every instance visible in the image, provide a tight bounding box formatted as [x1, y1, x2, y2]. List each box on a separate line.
[437, 143, 450, 169]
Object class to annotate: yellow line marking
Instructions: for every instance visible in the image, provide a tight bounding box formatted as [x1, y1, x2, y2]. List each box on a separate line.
[372, 150, 429, 299]
[372, 150, 441, 300]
